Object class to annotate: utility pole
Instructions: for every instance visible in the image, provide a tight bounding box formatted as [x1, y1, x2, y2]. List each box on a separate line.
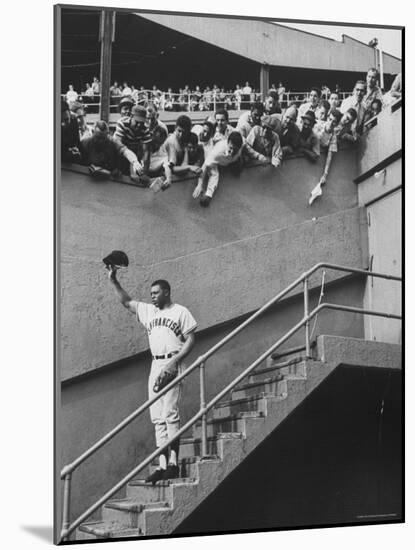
[99, 10, 116, 123]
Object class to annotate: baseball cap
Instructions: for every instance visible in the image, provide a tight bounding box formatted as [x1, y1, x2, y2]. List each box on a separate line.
[119, 96, 135, 109]
[131, 105, 147, 122]
[301, 110, 316, 124]
[261, 114, 280, 132]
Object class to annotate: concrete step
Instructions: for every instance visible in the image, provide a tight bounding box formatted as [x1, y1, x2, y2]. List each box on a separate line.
[76, 520, 140, 540]
[102, 499, 169, 530]
[125, 480, 177, 504]
[270, 344, 306, 361]
[192, 411, 265, 439]
[180, 436, 219, 458]
[231, 374, 287, 400]
[149, 455, 221, 479]
[212, 392, 285, 419]
[249, 356, 305, 383]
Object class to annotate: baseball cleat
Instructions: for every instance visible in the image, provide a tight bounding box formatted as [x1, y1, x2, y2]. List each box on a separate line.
[199, 196, 212, 207]
[163, 464, 180, 480]
[145, 468, 165, 485]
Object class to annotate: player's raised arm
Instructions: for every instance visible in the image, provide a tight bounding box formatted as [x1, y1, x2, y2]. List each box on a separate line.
[108, 267, 137, 314]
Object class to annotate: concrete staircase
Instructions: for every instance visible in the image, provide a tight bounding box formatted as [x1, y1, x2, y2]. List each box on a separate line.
[76, 335, 401, 540]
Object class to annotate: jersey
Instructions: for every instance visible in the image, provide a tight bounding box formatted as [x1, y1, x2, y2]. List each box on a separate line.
[133, 302, 197, 357]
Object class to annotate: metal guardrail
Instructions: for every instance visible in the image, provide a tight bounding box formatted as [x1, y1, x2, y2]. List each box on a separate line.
[61, 89, 352, 114]
[59, 261, 401, 541]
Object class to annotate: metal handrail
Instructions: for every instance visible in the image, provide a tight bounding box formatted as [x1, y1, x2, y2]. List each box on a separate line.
[60, 262, 401, 540]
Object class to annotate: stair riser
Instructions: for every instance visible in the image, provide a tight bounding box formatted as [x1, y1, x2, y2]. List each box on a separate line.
[102, 507, 144, 530]
[232, 380, 286, 400]
[126, 484, 173, 504]
[180, 439, 218, 458]
[192, 418, 247, 439]
[213, 397, 268, 419]
[149, 460, 199, 479]
[249, 362, 306, 383]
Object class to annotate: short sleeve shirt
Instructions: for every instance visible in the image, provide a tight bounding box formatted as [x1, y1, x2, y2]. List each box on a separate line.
[164, 134, 187, 166]
[132, 302, 197, 357]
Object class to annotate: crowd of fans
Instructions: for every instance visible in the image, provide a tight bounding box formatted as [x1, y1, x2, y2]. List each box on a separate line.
[61, 68, 402, 207]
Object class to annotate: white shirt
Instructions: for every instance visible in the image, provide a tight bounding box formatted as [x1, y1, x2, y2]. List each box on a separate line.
[122, 87, 132, 96]
[134, 302, 197, 356]
[66, 90, 78, 103]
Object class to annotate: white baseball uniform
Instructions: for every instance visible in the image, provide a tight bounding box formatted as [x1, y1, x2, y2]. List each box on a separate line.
[131, 301, 197, 448]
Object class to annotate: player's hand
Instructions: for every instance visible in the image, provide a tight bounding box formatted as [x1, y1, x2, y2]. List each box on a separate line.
[107, 265, 118, 281]
[193, 183, 203, 199]
[258, 154, 268, 164]
[190, 165, 202, 175]
[132, 161, 144, 176]
[162, 359, 179, 377]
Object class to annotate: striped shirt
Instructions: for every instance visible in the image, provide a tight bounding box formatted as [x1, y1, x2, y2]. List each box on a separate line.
[114, 116, 152, 158]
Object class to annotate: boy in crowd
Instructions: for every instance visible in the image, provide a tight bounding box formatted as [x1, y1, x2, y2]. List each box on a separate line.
[337, 108, 358, 143]
[187, 132, 205, 168]
[297, 110, 320, 162]
[118, 96, 134, 118]
[81, 120, 144, 180]
[213, 109, 235, 144]
[279, 106, 301, 158]
[236, 102, 264, 139]
[297, 87, 321, 123]
[364, 99, 383, 129]
[146, 126, 168, 176]
[146, 103, 168, 138]
[264, 90, 282, 115]
[158, 115, 200, 190]
[192, 131, 244, 207]
[308, 108, 342, 205]
[114, 105, 152, 181]
[61, 99, 81, 163]
[192, 120, 215, 155]
[244, 115, 282, 167]
[315, 100, 330, 123]
[328, 92, 341, 113]
[70, 101, 92, 139]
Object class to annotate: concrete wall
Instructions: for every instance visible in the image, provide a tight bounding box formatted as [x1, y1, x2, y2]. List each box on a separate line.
[356, 104, 402, 344]
[358, 102, 402, 176]
[60, 276, 366, 524]
[139, 14, 402, 74]
[60, 148, 364, 381]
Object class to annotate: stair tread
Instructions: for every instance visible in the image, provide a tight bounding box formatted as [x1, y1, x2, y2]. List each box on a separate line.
[150, 455, 220, 466]
[78, 520, 140, 537]
[271, 344, 306, 360]
[214, 392, 278, 409]
[129, 477, 197, 487]
[105, 499, 170, 512]
[181, 432, 244, 445]
[254, 356, 304, 375]
[195, 411, 265, 427]
[234, 373, 284, 391]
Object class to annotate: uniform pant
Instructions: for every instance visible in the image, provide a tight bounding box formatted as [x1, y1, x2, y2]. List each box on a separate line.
[148, 359, 182, 448]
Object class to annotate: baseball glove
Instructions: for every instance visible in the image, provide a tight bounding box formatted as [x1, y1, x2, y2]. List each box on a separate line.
[153, 366, 178, 393]
[102, 250, 129, 269]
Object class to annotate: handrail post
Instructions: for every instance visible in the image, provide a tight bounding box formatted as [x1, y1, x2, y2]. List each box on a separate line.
[199, 362, 208, 456]
[61, 473, 72, 541]
[303, 277, 311, 358]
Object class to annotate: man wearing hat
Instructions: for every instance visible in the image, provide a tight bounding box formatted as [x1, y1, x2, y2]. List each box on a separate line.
[114, 105, 152, 180]
[245, 114, 282, 167]
[118, 96, 135, 118]
[298, 110, 320, 162]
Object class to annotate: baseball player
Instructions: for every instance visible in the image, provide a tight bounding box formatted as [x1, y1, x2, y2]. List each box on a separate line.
[108, 268, 197, 483]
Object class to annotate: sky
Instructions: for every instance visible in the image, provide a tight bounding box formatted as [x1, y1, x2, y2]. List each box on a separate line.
[277, 22, 402, 59]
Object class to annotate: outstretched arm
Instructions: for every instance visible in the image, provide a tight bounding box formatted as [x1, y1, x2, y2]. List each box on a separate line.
[108, 267, 137, 314]
[319, 150, 335, 184]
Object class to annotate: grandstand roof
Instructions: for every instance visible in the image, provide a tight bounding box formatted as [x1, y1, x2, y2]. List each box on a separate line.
[138, 13, 401, 74]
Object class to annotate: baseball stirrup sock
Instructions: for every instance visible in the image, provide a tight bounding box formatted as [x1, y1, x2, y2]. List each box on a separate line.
[169, 438, 180, 466]
[159, 449, 168, 470]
